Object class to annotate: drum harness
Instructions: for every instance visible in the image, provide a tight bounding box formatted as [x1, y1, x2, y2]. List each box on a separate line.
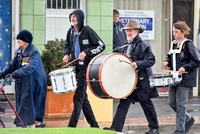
[165, 39, 190, 86]
[149, 39, 190, 88]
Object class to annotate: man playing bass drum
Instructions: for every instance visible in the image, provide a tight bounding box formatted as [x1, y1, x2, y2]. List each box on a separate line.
[104, 20, 159, 134]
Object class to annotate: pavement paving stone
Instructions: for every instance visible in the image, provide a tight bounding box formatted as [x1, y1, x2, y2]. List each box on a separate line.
[0, 95, 200, 133]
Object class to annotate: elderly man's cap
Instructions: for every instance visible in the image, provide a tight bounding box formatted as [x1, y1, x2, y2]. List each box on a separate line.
[122, 20, 143, 33]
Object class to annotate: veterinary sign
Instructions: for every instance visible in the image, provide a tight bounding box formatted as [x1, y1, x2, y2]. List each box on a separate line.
[119, 10, 155, 40]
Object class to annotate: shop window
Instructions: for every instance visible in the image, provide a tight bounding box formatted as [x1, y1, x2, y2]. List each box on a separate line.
[46, 0, 80, 9]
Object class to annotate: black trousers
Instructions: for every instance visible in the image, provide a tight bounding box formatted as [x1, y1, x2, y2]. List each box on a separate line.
[35, 118, 43, 122]
[68, 66, 99, 127]
[111, 98, 159, 132]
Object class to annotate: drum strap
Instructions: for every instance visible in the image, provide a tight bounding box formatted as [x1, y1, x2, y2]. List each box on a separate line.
[168, 39, 191, 54]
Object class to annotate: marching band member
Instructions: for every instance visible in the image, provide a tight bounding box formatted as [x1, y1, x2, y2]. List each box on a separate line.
[63, 9, 105, 128]
[104, 20, 159, 134]
[163, 22, 200, 134]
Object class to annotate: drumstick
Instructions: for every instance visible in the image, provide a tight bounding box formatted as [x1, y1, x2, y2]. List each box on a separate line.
[57, 62, 66, 66]
[118, 59, 131, 65]
[62, 58, 80, 68]
[157, 59, 164, 65]
[157, 59, 169, 69]
[161, 69, 187, 74]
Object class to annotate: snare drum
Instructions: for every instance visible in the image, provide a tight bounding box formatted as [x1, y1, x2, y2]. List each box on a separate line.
[149, 72, 182, 88]
[49, 67, 77, 94]
[86, 53, 138, 99]
[149, 74, 173, 88]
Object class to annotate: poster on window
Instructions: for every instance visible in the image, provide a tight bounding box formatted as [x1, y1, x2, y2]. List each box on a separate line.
[119, 10, 155, 40]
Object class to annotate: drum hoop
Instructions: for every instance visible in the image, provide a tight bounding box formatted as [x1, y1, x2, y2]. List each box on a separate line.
[116, 52, 134, 62]
[49, 67, 75, 76]
[119, 53, 137, 98]
[86, 53, 104, 97]
[126, 72, 138, 98]
[98, 53, 138, 99]
[150, 74, 173, 79]
[49, 71, 74, 76]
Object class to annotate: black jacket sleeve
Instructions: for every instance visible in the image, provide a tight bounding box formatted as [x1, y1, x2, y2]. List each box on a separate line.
[83, 26, 105, 57]
[182, 41, 200, 71]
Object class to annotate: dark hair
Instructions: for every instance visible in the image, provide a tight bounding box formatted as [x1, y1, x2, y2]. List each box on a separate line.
[113, 9, 119, 15]
[173, 22, 191, 35]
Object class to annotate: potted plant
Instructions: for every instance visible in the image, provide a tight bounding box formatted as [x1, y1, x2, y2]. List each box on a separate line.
[41, 39, 75, 118]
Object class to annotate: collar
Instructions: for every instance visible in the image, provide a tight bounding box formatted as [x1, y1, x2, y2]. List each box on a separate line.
[73, 28, 79, 35]
[21, 43, 31, 56]
[174, 38, 187, 49]
[129, 35, 141, 44]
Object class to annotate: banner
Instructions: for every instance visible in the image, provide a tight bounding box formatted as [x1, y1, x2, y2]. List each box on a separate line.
[119, 10, 155, 40]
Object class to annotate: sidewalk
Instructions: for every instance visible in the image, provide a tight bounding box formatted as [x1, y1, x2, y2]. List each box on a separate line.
[44, 96, 200, 133]
[0, 96, 200, 133]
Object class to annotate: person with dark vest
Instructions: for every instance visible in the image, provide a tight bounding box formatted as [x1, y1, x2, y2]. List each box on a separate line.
[104, 20, 159, 134]
[63, 9, 105, 127]
[113, 9, 127, 52]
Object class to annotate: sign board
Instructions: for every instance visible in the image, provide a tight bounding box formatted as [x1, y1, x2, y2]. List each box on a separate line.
[119, 10, 155, 40]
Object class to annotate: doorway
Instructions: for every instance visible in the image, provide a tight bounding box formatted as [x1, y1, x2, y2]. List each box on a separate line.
[173, 0, 194, 40]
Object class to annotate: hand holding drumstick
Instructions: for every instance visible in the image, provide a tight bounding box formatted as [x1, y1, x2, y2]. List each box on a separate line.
[62, 58, 79, 68]
[59, 55, 79, 68]
[56, 55, 70, 66]
[157, 59, 187, 74]
[118, 59, 131, 65]
[61, 52, 86, 68]
[118, 59, 137, 69]
[178, 67, 187, 74]
[157, 59, 168, 67]
[63, 55, 70, 63]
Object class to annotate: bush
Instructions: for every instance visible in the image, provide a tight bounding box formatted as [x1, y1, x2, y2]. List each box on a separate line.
[41, 39, 65, 85]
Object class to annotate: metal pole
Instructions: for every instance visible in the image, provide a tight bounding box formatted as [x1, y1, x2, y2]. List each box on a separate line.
[14, 0, 20, 52]
[169, 0, 173, 43]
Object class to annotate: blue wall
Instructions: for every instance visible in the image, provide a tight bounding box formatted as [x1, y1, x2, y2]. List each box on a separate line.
[0, 0, 12, 71]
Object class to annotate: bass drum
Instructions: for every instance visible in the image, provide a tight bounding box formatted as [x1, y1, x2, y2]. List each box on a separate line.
[86, 53, 138, 99]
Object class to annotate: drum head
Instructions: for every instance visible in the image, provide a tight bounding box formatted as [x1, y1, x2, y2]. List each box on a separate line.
[100, 53, 137, 99]
[49, 67, 74, 76]
[49, 67, 77, 94]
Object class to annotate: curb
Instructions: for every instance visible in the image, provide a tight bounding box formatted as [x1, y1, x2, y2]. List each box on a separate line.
[123, 123, 200, 133]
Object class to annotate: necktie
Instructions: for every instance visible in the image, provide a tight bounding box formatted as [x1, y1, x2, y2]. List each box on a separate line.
[126, 44, 131, 57]
[74, 34, 80, 58]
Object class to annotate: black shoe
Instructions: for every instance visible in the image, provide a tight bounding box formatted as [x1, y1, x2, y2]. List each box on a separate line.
[90, 125, 99, 128]
[145, 128, 159, 134]
[103, 127, 117, 132]
[185, 117, 195, 133]
[173, 130, 185, 134]
[35, 122, 46, 128]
